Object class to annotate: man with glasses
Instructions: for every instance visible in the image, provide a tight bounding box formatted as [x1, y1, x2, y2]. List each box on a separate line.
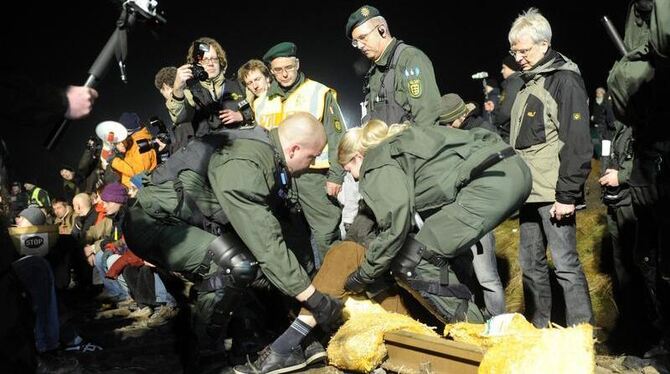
[167, 37, 254, 137]
[253, 41, 346, 261]
[346, 5, 442, 127]
[507, 8, 594, 328]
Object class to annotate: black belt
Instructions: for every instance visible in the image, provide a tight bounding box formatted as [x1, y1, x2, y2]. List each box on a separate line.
[469, 147, 516, 180]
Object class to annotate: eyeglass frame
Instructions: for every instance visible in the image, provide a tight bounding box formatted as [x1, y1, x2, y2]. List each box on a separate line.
[270, 61, 298, 75]
[351, 24, 381, 48]
[199, 57, 219, 65]
[508, 41, 547, 58]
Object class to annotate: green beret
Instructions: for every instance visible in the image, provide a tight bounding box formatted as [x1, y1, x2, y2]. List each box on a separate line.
[263, 42, 297, 63]
[345, 5, 381, 38]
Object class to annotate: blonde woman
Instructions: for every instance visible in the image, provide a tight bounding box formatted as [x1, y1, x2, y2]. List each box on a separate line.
[338, 120, 531, 323]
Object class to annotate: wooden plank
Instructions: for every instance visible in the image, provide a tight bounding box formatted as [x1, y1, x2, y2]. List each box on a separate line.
[383, 331, 484, 374]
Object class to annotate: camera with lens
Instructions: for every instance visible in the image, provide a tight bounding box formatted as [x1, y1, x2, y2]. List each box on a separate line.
[86, 136, 102, 157]
[137, 116, 171, 157]
[189, 41, 210, 82]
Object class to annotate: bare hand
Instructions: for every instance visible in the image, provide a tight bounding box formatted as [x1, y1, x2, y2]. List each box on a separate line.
[84, 245, 96, 267]
[326, 181, 342, 197]
[173, 64, 194, 96]
[218, 109, 243, 125]
[65, 86, 98, 120]
[549, 201, 575, 221]
[155, 138, 167, 152]
[484, 100, 495, 112]
[598, 169, 620, 187]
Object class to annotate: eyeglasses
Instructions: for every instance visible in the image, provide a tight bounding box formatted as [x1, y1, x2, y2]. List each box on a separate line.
[351, 25, 381, 48]
[509, 44, 536, 58]
[271, 64, 297, 75]
[199, 57, 219, 65]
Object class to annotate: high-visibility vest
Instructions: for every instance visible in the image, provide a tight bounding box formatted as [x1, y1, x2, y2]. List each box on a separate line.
[254, 79, 332, 169]
[30, 187, 50, 208]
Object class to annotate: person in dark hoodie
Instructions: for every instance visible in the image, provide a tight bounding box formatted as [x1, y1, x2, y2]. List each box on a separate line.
[487, 55, 524, 143]
[507, 8, 594, 328]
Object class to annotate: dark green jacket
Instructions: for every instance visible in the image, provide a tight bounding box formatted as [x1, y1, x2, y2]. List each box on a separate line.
[267, 73, 346, 184]
[357, 126, 508, 280]
[365, 38, 442, 128]
[207, 129, 312, 297]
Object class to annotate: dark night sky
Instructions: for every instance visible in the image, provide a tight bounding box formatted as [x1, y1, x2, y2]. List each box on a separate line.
[1, 0, 627, 196]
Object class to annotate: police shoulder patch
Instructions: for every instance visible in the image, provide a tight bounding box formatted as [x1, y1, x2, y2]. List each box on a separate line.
[334, 120, 342, 133]
[408, 79, 422, 98]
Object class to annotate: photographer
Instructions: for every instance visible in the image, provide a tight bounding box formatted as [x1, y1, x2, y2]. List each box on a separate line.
[106, 112, 158, 189]
[154, 66, 193, 152]
[78, 136, 105, 193]
[145, 116, 171, 165]
[168, 37, 254, 138]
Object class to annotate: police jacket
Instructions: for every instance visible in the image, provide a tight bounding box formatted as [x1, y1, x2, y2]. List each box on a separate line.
[357, 126, 509, 281]
[510, 50, 592, 204]
[208, 129, 312, 297]
[364, 38, 442, 127]
[166, 71, 254, 137]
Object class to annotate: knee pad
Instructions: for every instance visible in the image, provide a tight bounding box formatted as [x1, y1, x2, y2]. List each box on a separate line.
[208, 232, 263, 289]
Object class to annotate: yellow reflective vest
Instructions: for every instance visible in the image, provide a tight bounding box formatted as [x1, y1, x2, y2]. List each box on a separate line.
[253, 79, 332, 169]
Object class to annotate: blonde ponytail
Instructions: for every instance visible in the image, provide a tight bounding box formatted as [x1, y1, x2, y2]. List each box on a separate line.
[337, 119, 409, 165]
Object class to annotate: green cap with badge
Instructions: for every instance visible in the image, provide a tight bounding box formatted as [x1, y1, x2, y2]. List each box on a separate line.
[345, 5, 381, 38]
[263, 42, 298, 63]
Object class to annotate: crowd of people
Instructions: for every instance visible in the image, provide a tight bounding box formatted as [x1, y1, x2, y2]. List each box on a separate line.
[0, 1, 668, 373]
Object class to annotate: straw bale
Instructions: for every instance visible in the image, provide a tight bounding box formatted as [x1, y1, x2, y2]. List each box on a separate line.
[327, 298, 438, 372]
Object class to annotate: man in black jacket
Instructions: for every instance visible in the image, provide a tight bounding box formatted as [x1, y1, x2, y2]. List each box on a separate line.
[508, 8, 594, 328]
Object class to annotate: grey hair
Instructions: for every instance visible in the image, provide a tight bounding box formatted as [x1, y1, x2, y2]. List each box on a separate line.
[508, 8, 552, 45]
[369, 16, 389, 33]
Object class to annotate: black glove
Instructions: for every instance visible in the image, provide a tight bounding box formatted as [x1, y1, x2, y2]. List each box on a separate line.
[304, 291, 344, 333]
[344, 268, 372, 294]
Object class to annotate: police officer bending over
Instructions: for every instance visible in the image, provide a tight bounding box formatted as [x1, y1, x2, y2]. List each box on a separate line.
[338, 120, 532, 323]
[124, 113, 342, 374]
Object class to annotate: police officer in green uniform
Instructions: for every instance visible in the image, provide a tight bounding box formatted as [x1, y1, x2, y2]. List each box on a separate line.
[211, 113, 343, 374]
[123, 115, 343, 372]
[338, 120, 532, 323]
[254, 42, 346, 260]
[124, 128, 266, 350]
[607, 0, 670, 354]
[346, 5, 442, 127]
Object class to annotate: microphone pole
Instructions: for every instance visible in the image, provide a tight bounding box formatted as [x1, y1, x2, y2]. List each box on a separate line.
[44, 8, 135, 150]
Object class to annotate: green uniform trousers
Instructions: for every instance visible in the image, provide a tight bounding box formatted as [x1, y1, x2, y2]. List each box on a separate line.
[413, 155, 532, 323]
[292, 169, 342, 261]
[124, 204, 220, 328]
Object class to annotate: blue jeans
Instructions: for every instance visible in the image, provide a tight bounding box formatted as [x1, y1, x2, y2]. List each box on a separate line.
[12, 256, 59, 352]
[94, 251, 129, 301]
[155, 272, 176, 306]
[519, 203, 594, 327]
[471, 231, 505, 316]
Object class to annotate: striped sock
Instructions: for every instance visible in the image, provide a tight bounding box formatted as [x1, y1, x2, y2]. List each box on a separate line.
[270, 318, 312, 355]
